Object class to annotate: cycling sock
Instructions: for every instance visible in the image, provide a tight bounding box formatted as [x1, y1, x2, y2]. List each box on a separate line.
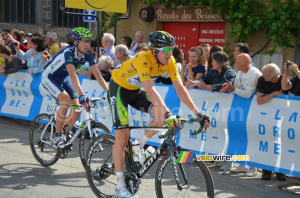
[138, 134, 149, 149]
[116, 172, 126, 190]
[55, 132, 62, 137]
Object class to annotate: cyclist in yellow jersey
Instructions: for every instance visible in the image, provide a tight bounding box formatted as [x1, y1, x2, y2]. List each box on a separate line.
[108, 31, 210, 198]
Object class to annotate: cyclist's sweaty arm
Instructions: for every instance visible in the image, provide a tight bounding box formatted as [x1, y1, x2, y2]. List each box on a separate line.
[90, 64, 108, 92]
[142, 80, 170, 115]
[172, 79, 200, 115]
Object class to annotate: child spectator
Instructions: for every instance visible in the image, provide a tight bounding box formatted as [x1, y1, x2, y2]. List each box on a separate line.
[181, 47, 206, 85]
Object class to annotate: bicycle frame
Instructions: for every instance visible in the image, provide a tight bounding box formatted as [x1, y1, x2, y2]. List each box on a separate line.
[38, 98, 105, 148]
[125, 118, 202, 191]
[125, 126, 180, 180]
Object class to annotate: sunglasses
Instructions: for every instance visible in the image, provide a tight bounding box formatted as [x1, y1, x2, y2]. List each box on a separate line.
[156, 47, 174, 53]
[79, 39, 91, 44]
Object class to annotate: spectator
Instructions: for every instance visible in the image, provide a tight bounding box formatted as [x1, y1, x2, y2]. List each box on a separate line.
[25, 33, 33, 48]
[220, 53, 261, 176]
[186, 51, 236, 92]
[90, 39, 101, 60]
[115, 44, 132, 67]
[207, 45, 223, 72]
[199, 44, 210, 67]
[221, 53, 262, 98]
[2, 29, 11, 45]
[45, 31, 60, 56]
[282, 61, 300, 95]
[96, 55, 114, 82]
[120, 36, 132, 49]
[135, 43, 149, 54]
[15, 36, 46, 76]
[66, 32, 74, 45]
[7, 29, 22, 55]
[6, 32, 29, 52]
[255, 63, 287, 181]
[77, 55, 114, 82]
[0, 45, 21, 76]
[101, 33, 116, 66]
[20, 31, 27, 46]
[129, 31, 147, 56]
[233, 43, 256, 69]
[155, 46, 182, 85]
[181, 47, 206, 85]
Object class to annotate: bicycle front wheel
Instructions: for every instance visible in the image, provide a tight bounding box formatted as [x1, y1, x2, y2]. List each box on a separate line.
[155, 152, 214, 198]
[79, 121, 111, 169]
[86, 134, 116, 198]
[29, 113, 59, 166]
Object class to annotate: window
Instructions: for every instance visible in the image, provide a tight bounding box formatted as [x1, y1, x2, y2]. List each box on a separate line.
[52, 0, 89, 28]
[0, 0, 41, 25]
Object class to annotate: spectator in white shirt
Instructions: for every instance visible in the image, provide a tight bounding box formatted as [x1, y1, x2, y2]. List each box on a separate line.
[220, 53, 261, 177]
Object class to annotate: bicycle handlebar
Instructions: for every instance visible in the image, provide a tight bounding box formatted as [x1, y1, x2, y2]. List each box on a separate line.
[71, 97, 106, 112]
[158, 117, 205, 139]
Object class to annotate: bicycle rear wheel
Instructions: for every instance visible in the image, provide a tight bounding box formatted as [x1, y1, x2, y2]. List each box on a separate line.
[155, 152, 214, 198]
[79, 121, 111, 169]
[86, 134, 116, 198]
[29, 113, 59, 166]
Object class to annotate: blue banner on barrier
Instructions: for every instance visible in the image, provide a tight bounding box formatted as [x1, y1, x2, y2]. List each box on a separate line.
[0, 71, 300, 177]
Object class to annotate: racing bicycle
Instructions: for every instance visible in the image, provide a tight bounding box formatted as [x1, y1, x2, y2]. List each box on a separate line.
[85, 117, 214, 198]
[29, 97, 111, 168]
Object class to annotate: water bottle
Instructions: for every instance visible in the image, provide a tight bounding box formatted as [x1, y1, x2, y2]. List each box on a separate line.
[144, 146, 155, 160]
[70, 121, 81, 134]
[132, 140, 141, 162]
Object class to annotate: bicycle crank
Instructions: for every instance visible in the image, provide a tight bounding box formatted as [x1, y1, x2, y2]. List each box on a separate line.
[125, 172, 139, 194]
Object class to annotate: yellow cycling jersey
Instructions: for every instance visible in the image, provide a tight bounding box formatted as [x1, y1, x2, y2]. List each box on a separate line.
[111, 50, 181, 90]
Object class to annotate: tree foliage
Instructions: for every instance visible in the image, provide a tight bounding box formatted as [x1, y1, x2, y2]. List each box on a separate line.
[140, 0, 300, 55]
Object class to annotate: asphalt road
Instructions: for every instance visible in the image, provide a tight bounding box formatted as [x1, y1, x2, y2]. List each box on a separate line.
[0, 116, 299, 198]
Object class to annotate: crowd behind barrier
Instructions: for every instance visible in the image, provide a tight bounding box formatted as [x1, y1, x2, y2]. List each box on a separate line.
[0, 70, 300, 177]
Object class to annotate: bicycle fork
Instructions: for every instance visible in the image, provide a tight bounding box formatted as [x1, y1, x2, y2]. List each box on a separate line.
[39, 116, 57, 148]
[169, 146, 189, 190]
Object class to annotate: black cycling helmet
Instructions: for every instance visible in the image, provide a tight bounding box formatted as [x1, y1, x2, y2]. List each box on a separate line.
[148, 31, 175, 48]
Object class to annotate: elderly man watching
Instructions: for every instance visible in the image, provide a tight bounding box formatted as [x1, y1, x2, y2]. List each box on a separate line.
[101, 33, 116, 66]
[221, 53, 261, 98]
[255, 63, 287, 181]
[129, 31, 147, 56]
[220, 53, 261, 176]
[45, 31, 60, 56]
[115, 44, 132, 68]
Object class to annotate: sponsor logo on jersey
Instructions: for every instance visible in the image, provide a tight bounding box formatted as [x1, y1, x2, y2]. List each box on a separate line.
[142, 62, 149, 68]
[127, 69, 133, 73]
[69, 56, 74, 61]
[141, 73, 150, 79]
[174, 72, 179, 78]
[76, 64, 83, 70]
[51, 64, 55, 70]
[53, 59, 61, 66]
[121, 73, 126, 79]
[44, 81, 49, 86]
[110, 96, 116, 123]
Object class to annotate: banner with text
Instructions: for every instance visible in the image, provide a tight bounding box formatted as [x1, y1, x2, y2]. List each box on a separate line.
[0, 71, 299, 176]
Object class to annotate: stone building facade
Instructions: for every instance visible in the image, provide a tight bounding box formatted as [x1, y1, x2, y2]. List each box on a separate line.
[0, 0, 298, 68]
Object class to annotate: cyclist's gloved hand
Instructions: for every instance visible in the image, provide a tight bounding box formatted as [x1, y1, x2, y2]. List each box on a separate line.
[79, 95, 87, 105]
[197, 113, 211, 130]
[165, 114, 180, 128]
